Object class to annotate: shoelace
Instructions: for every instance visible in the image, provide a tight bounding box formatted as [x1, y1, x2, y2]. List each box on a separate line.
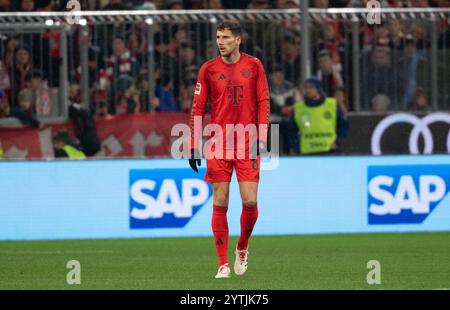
[237, 250, 249, 263]
[219, 264, 229, 272]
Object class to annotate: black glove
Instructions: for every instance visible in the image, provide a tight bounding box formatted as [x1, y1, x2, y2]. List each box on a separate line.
[188, 148, 201, 173]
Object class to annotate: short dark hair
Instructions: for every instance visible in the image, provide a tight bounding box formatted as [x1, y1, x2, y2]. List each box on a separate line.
[217, 19, 242, 37]
[318, 49, 331, 59]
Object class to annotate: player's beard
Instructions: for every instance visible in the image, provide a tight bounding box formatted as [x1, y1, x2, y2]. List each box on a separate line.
[220, 45, 238, 58]
[219, 49, 231, 57]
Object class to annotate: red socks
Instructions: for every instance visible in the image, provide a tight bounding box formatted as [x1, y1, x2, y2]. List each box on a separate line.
[237, 204, 258, 251]
[212, 205, 229, 266]
[212, 204, 259, 266]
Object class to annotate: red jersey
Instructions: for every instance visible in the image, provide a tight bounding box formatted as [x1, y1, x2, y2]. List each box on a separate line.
[190, 53, 270, 153]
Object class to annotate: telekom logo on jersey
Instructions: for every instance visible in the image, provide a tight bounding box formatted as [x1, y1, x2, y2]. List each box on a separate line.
[169, 116, 280, 170]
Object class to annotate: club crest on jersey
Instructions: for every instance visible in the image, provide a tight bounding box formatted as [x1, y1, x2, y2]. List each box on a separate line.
[194, 82, 201, 95]
[241, 68, 252, 79]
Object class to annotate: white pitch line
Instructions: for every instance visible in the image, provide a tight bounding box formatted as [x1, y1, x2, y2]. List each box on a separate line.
[0, 250, 114, 255]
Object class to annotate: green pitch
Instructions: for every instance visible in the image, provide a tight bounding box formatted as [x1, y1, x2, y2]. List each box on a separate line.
[0, 232, 449, 290]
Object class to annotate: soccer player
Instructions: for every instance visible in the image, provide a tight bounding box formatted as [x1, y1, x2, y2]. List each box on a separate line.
[188, 19, 270, 278]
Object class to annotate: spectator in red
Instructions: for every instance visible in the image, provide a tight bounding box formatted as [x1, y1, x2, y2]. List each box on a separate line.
[107, 36, 140, 82]
[315, 21, 344, 66]
[361, 24, 390, 52]
[106, 36, 139, 114]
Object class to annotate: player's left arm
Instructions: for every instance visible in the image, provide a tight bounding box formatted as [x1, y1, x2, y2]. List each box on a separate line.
[255, 60, 270, 150]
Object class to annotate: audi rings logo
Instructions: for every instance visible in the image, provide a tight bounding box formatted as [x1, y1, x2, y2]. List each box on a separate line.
[371, 113, 450, 155]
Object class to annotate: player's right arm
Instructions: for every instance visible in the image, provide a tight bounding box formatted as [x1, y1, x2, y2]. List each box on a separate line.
[189, 63, 209, 150]
[188, 63, 209, 171]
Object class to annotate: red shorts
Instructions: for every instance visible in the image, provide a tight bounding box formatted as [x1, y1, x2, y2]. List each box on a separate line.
[204, 156, 260, 183]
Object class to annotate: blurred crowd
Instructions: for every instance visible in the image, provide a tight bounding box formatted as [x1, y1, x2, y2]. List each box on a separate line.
[0, 0, 449, 129]
[1, 0, 450, 11]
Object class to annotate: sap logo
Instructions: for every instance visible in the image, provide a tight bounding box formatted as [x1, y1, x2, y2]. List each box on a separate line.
[369, 176, 445, 215]
[368, 165, 450, 224]
[130, 169, 212, 229]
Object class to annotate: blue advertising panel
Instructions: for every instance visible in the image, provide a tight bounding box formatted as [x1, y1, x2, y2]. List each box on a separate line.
[0, 155, 449, 240]
[368, 165, 450, 225]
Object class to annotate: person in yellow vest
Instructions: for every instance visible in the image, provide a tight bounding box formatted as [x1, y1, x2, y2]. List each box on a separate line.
[288, 77, 348, 155]
[53, 131, 86, 159]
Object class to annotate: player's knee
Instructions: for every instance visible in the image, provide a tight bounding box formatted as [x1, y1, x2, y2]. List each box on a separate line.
[214, 196, 229, 206]
[243, 200, 257, 207]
